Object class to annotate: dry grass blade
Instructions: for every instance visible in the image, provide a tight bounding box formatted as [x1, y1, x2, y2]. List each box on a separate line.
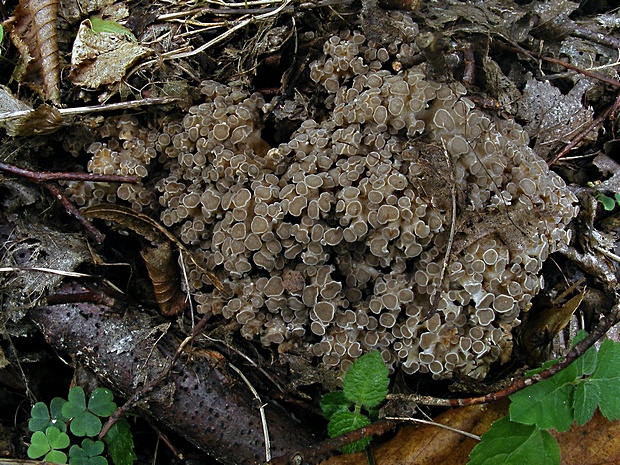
[5, 0, 60, 105]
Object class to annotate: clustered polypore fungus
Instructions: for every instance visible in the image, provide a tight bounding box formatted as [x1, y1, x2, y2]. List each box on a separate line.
[72, 12, 578, 379]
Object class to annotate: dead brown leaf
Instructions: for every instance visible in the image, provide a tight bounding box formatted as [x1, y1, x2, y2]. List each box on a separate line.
[320, 399, 620, 465]
[4, 0, 61, 105]
[69, 18, 151, 89]
[141, 242, 188, 316]
[320, 400, 509, 465]
[82, 203, 225, 293]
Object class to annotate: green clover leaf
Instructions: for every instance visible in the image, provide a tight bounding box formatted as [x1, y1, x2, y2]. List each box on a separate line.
[28, 426, 70, 463]
[29, 398, 68, 433]
[62, 387, 116, 437]
[69, 438, 108, 465]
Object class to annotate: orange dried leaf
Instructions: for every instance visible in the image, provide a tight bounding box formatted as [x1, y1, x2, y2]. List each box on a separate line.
[141, 242, 188, 316]
[6, 0, 60, 104]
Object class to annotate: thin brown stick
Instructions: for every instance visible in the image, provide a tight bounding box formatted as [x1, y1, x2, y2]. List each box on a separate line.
[41, 182, 106, 243]
[0, 162, 138, 242]
[267, 419, 398, 465]
[387, 301, 620, 407]
[0, 162, 138, 183]
[549, 91, 620, 165]
[98, 313, 211, 439]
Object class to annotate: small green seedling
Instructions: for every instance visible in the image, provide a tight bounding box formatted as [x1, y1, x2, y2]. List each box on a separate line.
[468, 331, 620, 465]
[27, 386, 136, 465]
[321, 351, 389, 453]
[594, 191, 620, 211]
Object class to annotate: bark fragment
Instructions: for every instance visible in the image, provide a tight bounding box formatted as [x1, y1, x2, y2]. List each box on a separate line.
[29, 282, 315, 465]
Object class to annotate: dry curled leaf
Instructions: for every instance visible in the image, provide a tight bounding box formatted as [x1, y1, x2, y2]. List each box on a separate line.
[141, 242, 188, 316]
[81, 204, 225, 293]
[519, 287, 586, 365]
[5, 0, 60, 104]
[0, 102, 64, 135]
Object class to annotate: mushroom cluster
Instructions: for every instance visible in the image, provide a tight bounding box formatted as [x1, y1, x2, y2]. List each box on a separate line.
[70, 12, 578, 379]
[65, 114, 159, 211]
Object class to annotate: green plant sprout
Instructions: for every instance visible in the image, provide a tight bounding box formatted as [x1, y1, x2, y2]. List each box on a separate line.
[321, 333, 620, 463]
[27, 386, 136, 465]
[468, 331, 620, 465]
[594, 190, 620, 211]
[321, 351, 389, 453]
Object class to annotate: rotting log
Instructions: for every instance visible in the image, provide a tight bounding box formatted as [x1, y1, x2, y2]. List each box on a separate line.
[29, 281, 315, 465]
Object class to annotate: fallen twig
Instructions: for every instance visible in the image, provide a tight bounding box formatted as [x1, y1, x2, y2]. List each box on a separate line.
[268, 419, 398, 465]
[506, 44, 620, 89]
[42, 182, 106, 243]
[0, 162, 138, 183]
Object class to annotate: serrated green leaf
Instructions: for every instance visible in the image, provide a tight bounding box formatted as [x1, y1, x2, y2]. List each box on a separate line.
[573, 380, 600, 426]
[104, 418, 136, 465]
[88, 388, 116, 417]
[321, 391, 351, 420]
[468, 416, 560, 465]
[89, 17, 137, 42]
[64, 386, 88, 418]
[71, 411, 103, 437]
[343, 351, 389, 409]
[509, 378, 574, 432]
[586, 339, 620, 420]
[327, 410, 372, 454]
[524, 359, 559, 377]
[570, 331, 598, 377]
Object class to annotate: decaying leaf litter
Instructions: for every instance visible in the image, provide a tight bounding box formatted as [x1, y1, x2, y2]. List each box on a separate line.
[1, 0, 620, 463]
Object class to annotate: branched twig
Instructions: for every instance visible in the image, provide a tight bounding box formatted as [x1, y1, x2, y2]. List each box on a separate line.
[0, 162, 138, 183]
[506, 44, 620, 89]
[98, 313, 211, 439]
[0, 162, 139, 242]
[387, 301, 620, 408]
[42, 182, 106, 243]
